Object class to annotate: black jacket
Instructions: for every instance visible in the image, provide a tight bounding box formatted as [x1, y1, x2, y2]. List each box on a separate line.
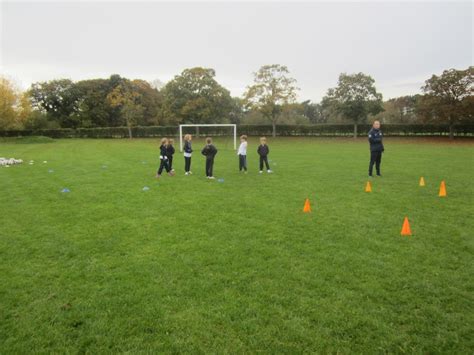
[184, 141, 193, 153]
[201, 144, 218, 159]
[257, 144, 269, 156]
[368, 128, 384, 152]
[159, 145, 168, 159]
[166, 144, 175, 157]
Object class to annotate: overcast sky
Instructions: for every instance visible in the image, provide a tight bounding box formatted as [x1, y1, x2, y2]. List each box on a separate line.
[0, 1, 472, 101]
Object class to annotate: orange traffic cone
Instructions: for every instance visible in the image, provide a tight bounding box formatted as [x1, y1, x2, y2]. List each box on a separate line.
[303, 198, 311, 213]
[400, 217, 412, 236]
[439, 180, 447, 197]
[419, 177, 425, 187]
[365, 181, 372, 192]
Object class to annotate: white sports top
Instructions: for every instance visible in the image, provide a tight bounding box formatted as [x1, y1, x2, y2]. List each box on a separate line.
[238, 141, 247, 155]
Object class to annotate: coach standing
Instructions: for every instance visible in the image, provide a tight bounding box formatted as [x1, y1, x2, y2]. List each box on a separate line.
[368, 119, 384, 177]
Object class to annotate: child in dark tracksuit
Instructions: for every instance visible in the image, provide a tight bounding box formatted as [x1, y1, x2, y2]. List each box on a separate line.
[156, 138, 174, 178]
[166, 139, 175, 171]
[183, 134, 193, 175]
[201, 137, 218, 179]
[368, 120, 384, 177]
[257, 136, 272, 173]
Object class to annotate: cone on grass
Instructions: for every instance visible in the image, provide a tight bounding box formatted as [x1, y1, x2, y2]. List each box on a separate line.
[303, 198, 311, 213]
[439, 180, 447, 197]
[365, 181, 372, 192]
[401, 217, 412, 236]
[419, 177, 425, 187]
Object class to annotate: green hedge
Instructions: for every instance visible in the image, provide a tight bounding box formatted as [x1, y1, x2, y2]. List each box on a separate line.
[237, 124, 474, 137]
[0, 124, 473, 138]
[0, 126, 177, 139]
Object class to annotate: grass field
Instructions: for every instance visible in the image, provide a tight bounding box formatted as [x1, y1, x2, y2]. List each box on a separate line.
[0, 137, 473, 353]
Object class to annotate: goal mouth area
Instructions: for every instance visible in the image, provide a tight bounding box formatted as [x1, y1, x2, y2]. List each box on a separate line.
[179, 124, 237, 152]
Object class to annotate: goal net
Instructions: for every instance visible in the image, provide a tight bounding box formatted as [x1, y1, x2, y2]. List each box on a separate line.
[179, 124, 237, 152]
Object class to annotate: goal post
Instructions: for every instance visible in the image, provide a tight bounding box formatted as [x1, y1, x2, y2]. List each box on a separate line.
[179, 124, 237, 152]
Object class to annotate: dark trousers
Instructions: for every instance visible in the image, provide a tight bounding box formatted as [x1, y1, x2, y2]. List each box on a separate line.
[205, 158, 214, 177]
[158, 159, 170, 175]
[168, 156, 173, 170]
[259, 155, 270, 171]
[184, 157, 191, 172]
[239, 154, 247, 171]
[369, 151, 382, 176]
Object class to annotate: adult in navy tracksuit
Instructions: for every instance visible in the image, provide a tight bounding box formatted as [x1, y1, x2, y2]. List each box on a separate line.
[368, 120, 384, 177]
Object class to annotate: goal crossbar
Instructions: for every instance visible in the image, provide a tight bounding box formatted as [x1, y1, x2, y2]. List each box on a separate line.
[179, 124, 237, 152]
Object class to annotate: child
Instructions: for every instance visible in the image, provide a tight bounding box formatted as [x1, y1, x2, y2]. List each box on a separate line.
[368, 120, 384, 177]
[183, 134, 193, 175]
[237, 135, 248, 173]
[166, 138, 175, 172]
[156, 138, 174, 178]
[201, 137, 218, 179]
[257, 136, 272, 173]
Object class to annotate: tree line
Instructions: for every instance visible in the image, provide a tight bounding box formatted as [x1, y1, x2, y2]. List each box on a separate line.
[0, 65, 472, 138]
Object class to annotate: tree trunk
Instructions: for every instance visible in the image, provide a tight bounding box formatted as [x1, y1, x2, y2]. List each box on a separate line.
[353, 123, 358, 139]
[272, 122, 276, 138]
[128, 125, 132, 139]
[449, 124, 454, 140]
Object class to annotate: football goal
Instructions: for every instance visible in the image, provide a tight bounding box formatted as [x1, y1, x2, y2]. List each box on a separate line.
[179, 124, 237, 152]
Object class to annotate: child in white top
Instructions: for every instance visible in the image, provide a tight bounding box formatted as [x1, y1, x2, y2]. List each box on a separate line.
[237, 135, 248, 173]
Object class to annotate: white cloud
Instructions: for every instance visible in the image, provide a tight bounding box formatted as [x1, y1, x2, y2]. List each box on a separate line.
[1, 1, 472, 102]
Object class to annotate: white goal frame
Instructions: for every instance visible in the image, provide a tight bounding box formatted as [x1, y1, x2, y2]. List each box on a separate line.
[179, 124, 237, 152]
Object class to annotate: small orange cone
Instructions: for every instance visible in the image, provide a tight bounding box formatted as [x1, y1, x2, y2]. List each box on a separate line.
[303, 198, 311, 213]
[419, 177, 425, 187]
[439, 180, 447, 197]
[400, 217, 412, 236]
[365, 181, 372, 192]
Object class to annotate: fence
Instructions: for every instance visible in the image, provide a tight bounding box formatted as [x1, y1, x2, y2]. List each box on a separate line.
[0, 124, 473, 138]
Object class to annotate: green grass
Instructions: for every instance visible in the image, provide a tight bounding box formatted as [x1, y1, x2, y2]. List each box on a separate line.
[0, 137, 473, 353]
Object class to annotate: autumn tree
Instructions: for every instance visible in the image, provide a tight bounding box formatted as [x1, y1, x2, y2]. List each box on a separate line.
[0, 77, 19, 129]
[29, 79, 81, 128]
[228, 97, 244, 124]
[244, 64, 299, 137]
[132, 79, 163, 126]
[73, 78, 118, 128]
[301, 100, 329, 123]
[161, 67, 234, 125]
[323, 73, 383, 137]
[0, 77, 31, 130]
[371, 95, 421, 124]
[107, 81, 144, 139]
[150, 79, 165, 90]
[420, 67, 473, 139]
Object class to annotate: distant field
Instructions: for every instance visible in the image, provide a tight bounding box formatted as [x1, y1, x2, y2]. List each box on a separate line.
[1, 137, 473, 353]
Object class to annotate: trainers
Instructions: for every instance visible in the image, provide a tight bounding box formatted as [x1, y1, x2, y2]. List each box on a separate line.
[156, 174, 161, 178]
[267, 170, 273, 173]
[168, 172, 175, 176]
[209, 176, 215, 180]
[185, 172, 189, 176]
[259, 171, 263, 174]
[189, 171, 193, 175]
